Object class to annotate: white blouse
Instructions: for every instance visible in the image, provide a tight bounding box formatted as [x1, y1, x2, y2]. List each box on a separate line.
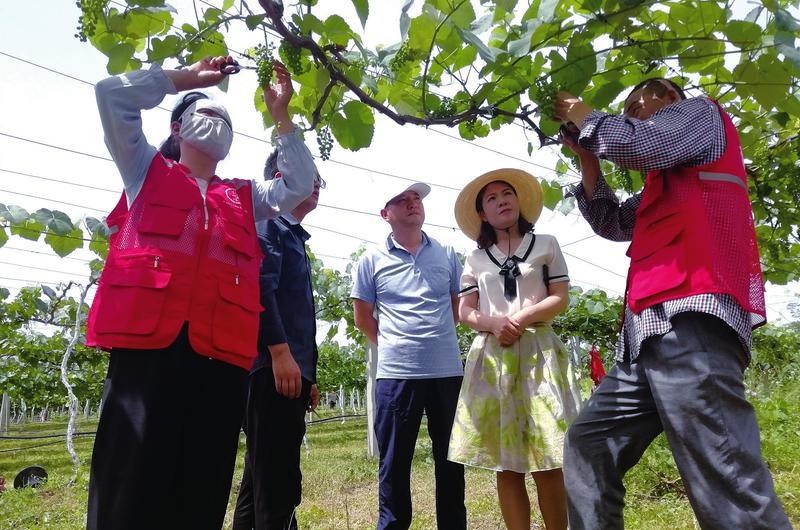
[459, 232, 570, 320]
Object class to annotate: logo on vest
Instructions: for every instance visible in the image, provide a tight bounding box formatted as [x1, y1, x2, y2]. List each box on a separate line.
[225, 188, 242, 207]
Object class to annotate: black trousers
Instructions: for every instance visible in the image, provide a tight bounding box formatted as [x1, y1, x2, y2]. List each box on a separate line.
[232, 366, 312, 530]
[86, 327, 248, 530]
[374, 377, 466, 530]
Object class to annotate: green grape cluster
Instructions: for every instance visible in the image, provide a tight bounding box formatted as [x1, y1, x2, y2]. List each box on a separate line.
[533, 80, 559, 120]
[254, 43, 276, 86]
[75, 0, 107, 42]
[349, 58, 368, 71]
[614, 168, 633, 193]
[389, 41, 415, 73]
[280, 41, 303, 75]
[317, 126, 334, 161]
[430, 97, 457, 119]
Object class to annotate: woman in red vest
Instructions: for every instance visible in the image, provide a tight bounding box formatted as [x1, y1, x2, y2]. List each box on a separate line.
[85, 56, 316, 530]
[554, 80, 791, 529]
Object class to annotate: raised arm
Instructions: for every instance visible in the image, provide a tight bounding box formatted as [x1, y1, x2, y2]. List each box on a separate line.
[555, 93, 724, 173]
[562, 126, 641, 242]
[95, 65, 173, 204]
[96, 56, 236, 204]
[252, 62, 315, 220]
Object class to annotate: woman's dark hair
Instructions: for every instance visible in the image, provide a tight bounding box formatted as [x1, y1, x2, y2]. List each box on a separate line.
[159, 91, 209, 162]
[627, 77, 686, 102]
[474, 180, 534, 249]
[263, 149, 279, 180]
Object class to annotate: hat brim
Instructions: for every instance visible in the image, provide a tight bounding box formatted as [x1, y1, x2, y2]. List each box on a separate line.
[384, 182, 431, 207]
[454, 169, 543, 241]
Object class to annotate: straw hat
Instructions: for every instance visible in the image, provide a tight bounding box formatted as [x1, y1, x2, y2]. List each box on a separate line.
[454, 168, 543, 241]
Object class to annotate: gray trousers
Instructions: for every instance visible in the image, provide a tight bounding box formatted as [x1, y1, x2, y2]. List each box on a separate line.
[564, 313, 791, 529]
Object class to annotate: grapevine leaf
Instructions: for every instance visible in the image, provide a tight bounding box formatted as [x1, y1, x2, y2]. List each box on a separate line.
[48, 211, 75, 236]
[148, 35, 183, 62]
[10, 219, 44, 242]
[456, 28, 499, 63]
[323, 15, 355, 47]
[34, 298, 49, 314]
[399, 0, 415, 38]
[41, 285, 57, 300]
[723, 20, 762, 47]
[31, 208, 53, 226]
[350, 0, 369, 29]
[330, 101, 375, 151]
[245, 14, 267, 30]
[540, 180, 563, 210]
[0, 226, 7, 249]
[85, 217, 111, 238]
[106, 43, 140, 74]
[4, 205, 30, 225]
[45, 227, 84, 258]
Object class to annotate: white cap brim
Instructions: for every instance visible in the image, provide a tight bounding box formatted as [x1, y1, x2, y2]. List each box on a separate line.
[384, 182, 431, 207]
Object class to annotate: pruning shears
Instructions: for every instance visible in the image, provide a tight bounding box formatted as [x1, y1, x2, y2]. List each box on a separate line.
[219, 60, 256, 75]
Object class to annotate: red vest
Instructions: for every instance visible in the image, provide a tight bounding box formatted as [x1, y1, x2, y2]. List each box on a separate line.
[86, 154, 263, 369]
[625, 100, 765, 326]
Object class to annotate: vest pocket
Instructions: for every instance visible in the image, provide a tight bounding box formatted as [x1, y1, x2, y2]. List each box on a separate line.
[93, 265, 172, 335]
[139, 203, 192, 237]
[629, 214, 682, 261]
[212, 278, 262, 354]
[219, 215, 258, 259]
[628, 216, 687, 300]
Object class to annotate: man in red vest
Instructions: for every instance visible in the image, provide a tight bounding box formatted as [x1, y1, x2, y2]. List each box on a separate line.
[554, 79, 791, 529]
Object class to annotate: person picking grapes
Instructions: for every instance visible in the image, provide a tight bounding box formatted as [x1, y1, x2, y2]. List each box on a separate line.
[553, 79, 791, 529]
[85, 56, 316, 530]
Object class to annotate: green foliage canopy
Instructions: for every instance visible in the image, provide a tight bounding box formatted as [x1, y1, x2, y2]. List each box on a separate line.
[69, 0, 800, 285]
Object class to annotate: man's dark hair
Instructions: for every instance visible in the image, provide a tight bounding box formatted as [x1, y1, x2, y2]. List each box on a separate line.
[158, 91, 209, 162]
[474, 180, 534, 249]
[627, 78, 687, 102]
[263, 149, 280, 180]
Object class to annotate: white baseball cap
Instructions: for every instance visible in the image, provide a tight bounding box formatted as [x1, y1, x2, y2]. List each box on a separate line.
[383, 182, 431, 208]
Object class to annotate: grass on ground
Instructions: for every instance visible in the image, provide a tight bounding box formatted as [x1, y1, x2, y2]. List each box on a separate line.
[1, 384, 798, 529]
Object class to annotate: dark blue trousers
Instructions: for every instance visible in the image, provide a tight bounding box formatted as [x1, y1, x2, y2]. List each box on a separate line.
[232, 367, 311, 530]
[374, 377, 466, 530]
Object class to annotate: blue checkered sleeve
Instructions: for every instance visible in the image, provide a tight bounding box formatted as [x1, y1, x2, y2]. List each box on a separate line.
[577, 97, 725, 172]
[569, 178, 641, 242]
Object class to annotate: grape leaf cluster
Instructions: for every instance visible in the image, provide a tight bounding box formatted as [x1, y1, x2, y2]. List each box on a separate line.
[317, 126, 334, 161]
[75, 0, 107, 42]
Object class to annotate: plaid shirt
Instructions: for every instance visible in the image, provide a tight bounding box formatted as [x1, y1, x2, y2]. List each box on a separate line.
[569, 97, 753, 362]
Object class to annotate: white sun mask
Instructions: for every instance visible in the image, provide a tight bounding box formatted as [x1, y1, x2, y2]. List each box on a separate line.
[179, 99, 234, 161]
